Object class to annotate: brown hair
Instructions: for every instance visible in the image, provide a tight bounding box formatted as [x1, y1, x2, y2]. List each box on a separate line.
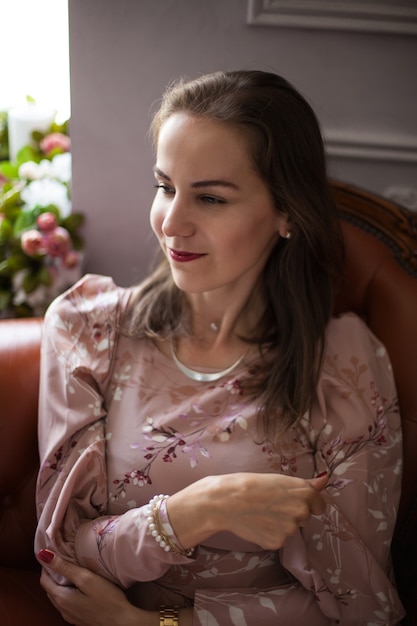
[125, 70, 343, 437]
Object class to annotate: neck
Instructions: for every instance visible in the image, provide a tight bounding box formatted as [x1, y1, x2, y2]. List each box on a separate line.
[185, 284, 264, 345]
[170, 288, 263, 371]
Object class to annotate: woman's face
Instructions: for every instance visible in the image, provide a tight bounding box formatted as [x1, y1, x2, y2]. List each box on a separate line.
[150, 112, 289, 297]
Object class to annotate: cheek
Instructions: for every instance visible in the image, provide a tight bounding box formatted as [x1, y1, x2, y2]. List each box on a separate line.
[234, 216, 280, 258]
[149, 200, 163, 237]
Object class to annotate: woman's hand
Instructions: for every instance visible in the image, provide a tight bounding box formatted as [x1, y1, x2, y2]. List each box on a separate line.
[221, 472, 328, 549]
[38, 550, 149, 626]
[168, 471, 328, 551]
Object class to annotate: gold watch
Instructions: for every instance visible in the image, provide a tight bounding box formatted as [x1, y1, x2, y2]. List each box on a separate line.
[159, 606, 179, 625]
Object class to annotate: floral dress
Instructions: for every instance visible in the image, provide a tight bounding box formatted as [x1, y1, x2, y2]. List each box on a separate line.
[35, 274, 405, 625]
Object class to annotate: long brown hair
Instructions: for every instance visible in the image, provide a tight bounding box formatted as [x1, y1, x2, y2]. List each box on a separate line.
[125, 70, 343, 437]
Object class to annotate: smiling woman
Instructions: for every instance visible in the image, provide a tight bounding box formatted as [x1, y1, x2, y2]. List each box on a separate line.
[150, 113, 285, 309]
[34, 69, 405, 626]
[1, 0, 70, 119]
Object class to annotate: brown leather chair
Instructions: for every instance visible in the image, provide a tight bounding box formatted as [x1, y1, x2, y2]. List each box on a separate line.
[332, 181, 417, 624]
[0, 181, 416, 625]
[0, 316, 66, 625]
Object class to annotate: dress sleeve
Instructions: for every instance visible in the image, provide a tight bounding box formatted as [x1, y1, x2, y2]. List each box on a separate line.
[35, 274, 191, 587]
[192, 314, 405, 625]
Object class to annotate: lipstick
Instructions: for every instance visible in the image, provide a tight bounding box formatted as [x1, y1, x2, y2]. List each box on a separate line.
[169, 249, 205, 263]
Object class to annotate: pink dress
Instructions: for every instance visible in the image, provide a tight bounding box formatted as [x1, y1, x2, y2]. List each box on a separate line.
[35, 274, 405, 624]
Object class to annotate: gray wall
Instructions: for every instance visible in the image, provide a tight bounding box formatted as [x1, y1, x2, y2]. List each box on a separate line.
[68, 0, 417, 287]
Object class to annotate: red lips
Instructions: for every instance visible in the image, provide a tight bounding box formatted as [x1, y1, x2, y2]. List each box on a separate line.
[168, 248, 205, 262]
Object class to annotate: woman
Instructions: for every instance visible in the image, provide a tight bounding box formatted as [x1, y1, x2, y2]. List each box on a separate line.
[36, 70, 405, 625]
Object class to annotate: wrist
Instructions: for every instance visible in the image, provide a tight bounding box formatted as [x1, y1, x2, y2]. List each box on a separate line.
[146, 495, 195, 557]
[166, 475, 226, 547]
[121, 604, 148, 626]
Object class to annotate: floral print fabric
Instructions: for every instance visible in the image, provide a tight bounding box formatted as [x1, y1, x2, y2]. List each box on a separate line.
[35, 274, 405, 624]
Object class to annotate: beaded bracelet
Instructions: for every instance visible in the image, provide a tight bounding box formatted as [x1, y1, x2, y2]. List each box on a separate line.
[146, 494, 194, 557]
[159, 605, 179, 625]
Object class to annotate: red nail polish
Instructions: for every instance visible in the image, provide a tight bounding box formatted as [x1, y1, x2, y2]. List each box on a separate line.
[316, 471, 328, 478]
[38, 549, 55, 563]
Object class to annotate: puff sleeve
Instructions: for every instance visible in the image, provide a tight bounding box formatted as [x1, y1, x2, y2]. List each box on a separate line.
[35, 275, 123, 575]
[35, 274, 193, 588]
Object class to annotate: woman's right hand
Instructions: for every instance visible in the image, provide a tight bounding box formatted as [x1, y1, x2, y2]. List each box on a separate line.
[167, 471, 328, 551]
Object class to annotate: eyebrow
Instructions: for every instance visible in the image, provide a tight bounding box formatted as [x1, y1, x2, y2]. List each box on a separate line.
[153, 167, 239, 191]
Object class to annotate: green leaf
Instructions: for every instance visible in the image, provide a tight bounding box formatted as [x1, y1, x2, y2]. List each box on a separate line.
[14, 210, 37, 235]
[6, 253, 32, 272]
[70, 233, 84, 250]
[45, 146, 64, 158]
[51, 119, 69, 135]
[38, 267, 52, 286]
[16, 145, 42, 165]
[32, 130, 45, 143]
[0, 290, 11, 311]
[3, 204, 24, 224]
[0, 217, 13, 241]
[0, 259, 9, 274]
[26, 95, 36, 103]
[0, 187, 22, 211]
[22, 271, 40, 294]
[0, 161, 18, 180]
[0, 182, 13, 194]
[62, 212, 85, 232]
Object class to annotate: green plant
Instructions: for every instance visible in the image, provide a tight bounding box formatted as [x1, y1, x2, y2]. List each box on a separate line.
[0, 117, 84, 317]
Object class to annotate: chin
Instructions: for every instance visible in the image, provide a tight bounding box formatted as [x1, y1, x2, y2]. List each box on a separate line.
[172, 275, 213, 294]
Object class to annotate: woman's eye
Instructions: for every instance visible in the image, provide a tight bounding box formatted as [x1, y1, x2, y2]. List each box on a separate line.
[154, 183, 174, 194]
[200, 195, 225, 205]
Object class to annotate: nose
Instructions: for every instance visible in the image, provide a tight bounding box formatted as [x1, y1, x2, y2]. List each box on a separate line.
[161, 196, 195, 238]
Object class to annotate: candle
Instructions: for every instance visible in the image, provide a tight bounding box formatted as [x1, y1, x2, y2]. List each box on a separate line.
[8, 103, 56, 162]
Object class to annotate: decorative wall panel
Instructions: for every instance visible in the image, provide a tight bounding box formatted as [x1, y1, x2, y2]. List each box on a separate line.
[247, 0, 417, 35]
[324, 131, 417, 164]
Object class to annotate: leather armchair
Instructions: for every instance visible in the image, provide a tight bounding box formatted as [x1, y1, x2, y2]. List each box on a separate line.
[0, 316, 66, 625]
[1, 181, 416, 625]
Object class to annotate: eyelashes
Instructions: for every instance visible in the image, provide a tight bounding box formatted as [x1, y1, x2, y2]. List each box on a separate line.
[154, 183, 173, 193]
[154, 184, 226, 206]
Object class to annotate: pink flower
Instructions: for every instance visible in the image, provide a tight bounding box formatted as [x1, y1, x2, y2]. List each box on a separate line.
[21, 230, 47, 257]
[36, 212, 58, 232]
[45, 226, 71, 257]
[40, 132, 71, 155]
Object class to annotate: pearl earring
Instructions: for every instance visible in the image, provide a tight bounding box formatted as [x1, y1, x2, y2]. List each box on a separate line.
[285, 231, 292, 239]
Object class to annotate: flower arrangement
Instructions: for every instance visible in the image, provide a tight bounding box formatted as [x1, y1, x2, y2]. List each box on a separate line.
[0, 116, 84, 317]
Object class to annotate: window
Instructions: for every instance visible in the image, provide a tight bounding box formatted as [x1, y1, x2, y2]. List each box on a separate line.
[1, 0, 70, 121]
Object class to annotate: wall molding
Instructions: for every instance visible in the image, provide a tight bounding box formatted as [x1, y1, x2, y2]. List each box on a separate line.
[324, 131, 417, 163]
[247, 0, 417, 35]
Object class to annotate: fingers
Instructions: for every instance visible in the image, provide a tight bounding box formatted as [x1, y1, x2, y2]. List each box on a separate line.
[38, 550, 88, 592]
[306, 472, 328, 515]
[307, 471, 328, 491]
[39, 564, 81, 624]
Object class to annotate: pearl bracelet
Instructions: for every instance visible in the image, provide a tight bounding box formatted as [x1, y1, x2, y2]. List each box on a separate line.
[159, 605, 179, 625]
[146, 494, 194, 557]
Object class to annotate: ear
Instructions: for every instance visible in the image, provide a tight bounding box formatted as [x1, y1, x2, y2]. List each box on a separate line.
[276, 213, 291, 239]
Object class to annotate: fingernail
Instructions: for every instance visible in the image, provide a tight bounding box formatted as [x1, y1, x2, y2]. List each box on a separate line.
[316, 471, 328, 478]
[38, 549, 55, 563]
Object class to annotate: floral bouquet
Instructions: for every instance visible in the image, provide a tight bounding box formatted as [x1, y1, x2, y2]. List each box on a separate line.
[0, 117, 84, 317]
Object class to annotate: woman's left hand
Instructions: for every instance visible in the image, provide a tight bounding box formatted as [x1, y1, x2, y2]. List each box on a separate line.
[38, 550, 152, 626]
